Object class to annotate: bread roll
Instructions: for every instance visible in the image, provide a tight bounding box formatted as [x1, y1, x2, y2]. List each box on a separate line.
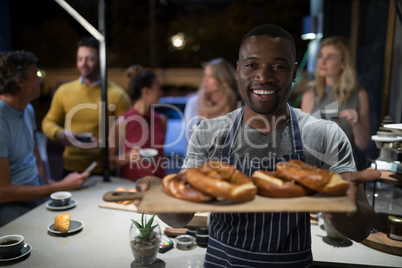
[277, 160, 350, 196]
[252, 170, 312, 197]
[54, 212, 71, 232]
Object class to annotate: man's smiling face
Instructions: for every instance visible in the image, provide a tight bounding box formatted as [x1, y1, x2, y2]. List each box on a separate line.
[236, 35, 297, 116]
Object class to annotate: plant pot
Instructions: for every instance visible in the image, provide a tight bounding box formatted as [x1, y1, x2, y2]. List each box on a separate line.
[129, 222, 161, 265]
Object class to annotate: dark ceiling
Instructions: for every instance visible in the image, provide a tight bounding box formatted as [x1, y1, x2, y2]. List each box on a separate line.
[7, 0, 310, 68]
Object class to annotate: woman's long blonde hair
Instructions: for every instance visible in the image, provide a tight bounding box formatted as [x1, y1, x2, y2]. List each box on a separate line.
[310, 36, 358, 107]
[207, 58, 240, 101]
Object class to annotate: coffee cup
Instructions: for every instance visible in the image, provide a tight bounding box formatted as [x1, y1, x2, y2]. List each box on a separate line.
[140, 148, 158, 161]
[323, 218, 347, 242]
[320, 109, 339, 122]
[50, 191, 72, 206]
[0, 234, 24, 258]
[76, 132, 93, 143]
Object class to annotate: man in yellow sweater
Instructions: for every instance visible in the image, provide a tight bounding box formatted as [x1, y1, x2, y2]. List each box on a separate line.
[42, 37, 131, 175]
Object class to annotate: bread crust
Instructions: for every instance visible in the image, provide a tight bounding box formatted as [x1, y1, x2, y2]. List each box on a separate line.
[162, 160, 349, 201]
[252, 170, 311, 198]
[186, 161, 257, 202]
[276, 160, 349, 196]
[54, 212, 71, 232]
[162, 173, 215, 202]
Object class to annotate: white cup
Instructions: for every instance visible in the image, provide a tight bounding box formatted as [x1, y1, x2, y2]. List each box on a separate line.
[320, 109, 339, 122]
[323, 218, 347, 242]
[50, 191, 72, 206]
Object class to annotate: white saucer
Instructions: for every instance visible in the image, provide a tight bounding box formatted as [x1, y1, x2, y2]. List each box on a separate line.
[0, 243, 32, 262]
[371, 135, 402, 142]
[48, 220, 83, 235]
[46, 199, 77, 211]
[384, 123, 402, 136]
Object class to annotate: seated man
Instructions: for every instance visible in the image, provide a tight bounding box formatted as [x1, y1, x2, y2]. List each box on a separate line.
[0, 51, 89, 227]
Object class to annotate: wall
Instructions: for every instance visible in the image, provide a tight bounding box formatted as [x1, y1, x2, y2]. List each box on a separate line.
[0, 0, 11, 51]
[320, 0, 397, 169]
[355, 0, 391, 168]
[40, 67, 203, 97]
[33, 67, 203, 134]
[388, 0, 402, 123]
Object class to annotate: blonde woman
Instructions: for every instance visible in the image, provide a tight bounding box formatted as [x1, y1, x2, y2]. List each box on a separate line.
[196, 58, 239, 120]
[301, 36, 370, 151]
[184, 58, 239, 141]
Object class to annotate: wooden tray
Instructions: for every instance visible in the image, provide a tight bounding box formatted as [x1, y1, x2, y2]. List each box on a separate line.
[136, 184, 356, 213]
[99, 201, 138, 212]
[362, 231, 402, 256]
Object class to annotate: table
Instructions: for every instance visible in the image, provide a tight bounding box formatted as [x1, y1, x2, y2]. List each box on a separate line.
[0, 176, 205, 268]
[1, 176, 401, 267]
[311, 219, 402, 268]
[366, 169, 402, 216]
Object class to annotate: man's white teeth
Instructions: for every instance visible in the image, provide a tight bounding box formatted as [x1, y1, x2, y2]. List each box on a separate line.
[253, 89, 276, 95]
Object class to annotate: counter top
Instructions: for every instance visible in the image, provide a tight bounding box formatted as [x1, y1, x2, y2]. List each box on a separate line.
[0, 176, 401, 267]
[311, 219, 401, 267]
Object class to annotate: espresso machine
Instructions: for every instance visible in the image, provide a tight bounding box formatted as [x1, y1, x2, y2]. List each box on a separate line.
[371, 116, 402, 173]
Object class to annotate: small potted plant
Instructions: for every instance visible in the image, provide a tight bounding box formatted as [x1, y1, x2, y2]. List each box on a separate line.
[129, 213, 161, 265]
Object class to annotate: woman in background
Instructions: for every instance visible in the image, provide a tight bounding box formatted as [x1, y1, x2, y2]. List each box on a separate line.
[301, 36, 370, 152]
[109, 65, 166, 181]
[184, 58, 239, 140]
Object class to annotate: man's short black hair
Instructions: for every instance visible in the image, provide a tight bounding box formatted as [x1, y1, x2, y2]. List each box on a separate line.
[0, 51, 38, 95]
[240, 24, 296, 58]
[77, 36, 99, 50]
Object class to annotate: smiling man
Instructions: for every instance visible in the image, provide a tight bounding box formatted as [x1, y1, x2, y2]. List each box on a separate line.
[42, 37, 131, 176]
[136, 24, 379, 267]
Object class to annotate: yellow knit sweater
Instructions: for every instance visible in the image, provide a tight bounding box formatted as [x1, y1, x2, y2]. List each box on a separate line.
[42, 80, 131, 173]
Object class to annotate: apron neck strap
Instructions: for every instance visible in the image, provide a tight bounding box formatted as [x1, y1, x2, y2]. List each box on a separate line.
[221, 107, 244, 158]
[288, 103, 304, 156]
